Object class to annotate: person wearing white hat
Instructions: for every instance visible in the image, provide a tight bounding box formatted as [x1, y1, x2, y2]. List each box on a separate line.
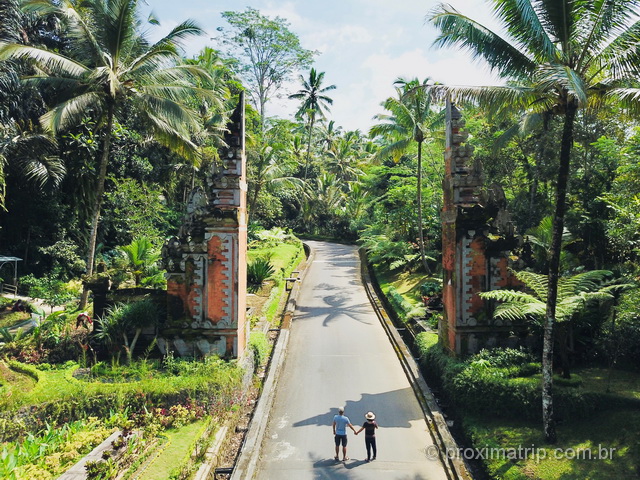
[355, 411, 378, 461]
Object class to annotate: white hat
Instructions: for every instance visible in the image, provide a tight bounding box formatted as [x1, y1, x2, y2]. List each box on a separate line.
[365, 411, 375, 420]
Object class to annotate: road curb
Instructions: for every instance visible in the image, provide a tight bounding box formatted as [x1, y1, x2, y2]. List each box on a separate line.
[358, 248, 472, 480]
[230, 245, 314, 480]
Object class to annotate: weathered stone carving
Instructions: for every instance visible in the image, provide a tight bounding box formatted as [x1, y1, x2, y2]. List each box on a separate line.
[161, 93, 248, 358]
[441, 100, 522, 355]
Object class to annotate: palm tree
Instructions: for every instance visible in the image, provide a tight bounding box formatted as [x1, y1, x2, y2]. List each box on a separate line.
[325, 137, 364, 184]
[119, 237, 160, 287]
[0, 0, 210, 307]
[247, 142, 303, 222]
[430, 0, 640, 442]
[318, 119, 341, 150]
[370, 77, 443, 275]
[288, 68, 336, 179]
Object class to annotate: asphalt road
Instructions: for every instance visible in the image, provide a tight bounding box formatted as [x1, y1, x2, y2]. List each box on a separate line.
[254, 241, 449, 480]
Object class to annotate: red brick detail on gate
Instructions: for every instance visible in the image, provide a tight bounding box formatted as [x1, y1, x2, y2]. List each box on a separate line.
[206, 235, 230, 324]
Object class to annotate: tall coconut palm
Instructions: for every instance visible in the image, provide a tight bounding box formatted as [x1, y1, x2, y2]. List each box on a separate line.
[430, 0, 640, 442]
[247, 142, 303, 222]
[370, 77, 444, 275]
[288, 68, 336, 179]
[0, 0, 211, 307]
[325, 137, 364, 184]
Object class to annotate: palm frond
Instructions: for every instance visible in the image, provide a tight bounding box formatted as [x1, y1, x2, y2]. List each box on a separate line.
[580, 1, 640, 65]
[492, 0, 558, 62]
[429, 4, 537, 79]
[480, 288, 541, 305]
[609, 87, 640, 116]
[534, 64, 588, 106]
[429, 84, 541, 116]
[40, 92, 103, 133]
[7, 133, 64, 188]
[514, 270, 549, 301]
[559, 270, 612, 295]
[491, 300, 544, 322]
[0, 43, 88, 77]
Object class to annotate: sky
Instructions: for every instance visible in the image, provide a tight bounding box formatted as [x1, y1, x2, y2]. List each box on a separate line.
[142, 0, 505, 133]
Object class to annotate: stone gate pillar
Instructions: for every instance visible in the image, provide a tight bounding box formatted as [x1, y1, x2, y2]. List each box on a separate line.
[161, 93, 248, 358]
[440, 99, 521, 355]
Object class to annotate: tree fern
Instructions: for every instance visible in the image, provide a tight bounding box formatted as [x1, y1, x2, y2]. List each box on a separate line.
[481, 269, 616, 324]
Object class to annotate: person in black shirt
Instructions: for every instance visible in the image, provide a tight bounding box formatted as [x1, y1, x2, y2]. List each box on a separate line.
[355, 411, 378, 461]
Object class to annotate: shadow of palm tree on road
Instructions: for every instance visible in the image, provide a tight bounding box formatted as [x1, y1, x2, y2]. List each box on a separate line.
[294, 299, 373, 327]
[292, 389, 420, 429]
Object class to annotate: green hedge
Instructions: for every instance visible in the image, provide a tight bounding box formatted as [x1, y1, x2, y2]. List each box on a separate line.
[0, 361, 244, 442]
[416, 332, 640, 422]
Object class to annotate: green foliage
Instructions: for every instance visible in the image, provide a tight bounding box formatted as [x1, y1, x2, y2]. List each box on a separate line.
[0, 418, 112, 480]
[38, 238, 87, 281]
[0, 358, 243, 443]
[480, 269, 617, 324]
[419, 280, 442, 297]
[248, 332, 269, 370]
[596, 288, 640, 370]
[525, 215, 577, 273]
[247, 258, 275, 292]
[385, 287, 426, 322]
[103, 178, 177, 247]
[472, 347, 535, 368]
[94, 300, 159, 362]
[19, 274, 76, 310]
[415, 334, 640, 422]
[360, 234, 414, 269]
[251, 227, 296, 247]
[118, 237, 162, 287]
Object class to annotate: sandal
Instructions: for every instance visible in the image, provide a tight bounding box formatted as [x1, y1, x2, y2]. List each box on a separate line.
[343, 457, 349, 461]
[334, 456, 339, 461]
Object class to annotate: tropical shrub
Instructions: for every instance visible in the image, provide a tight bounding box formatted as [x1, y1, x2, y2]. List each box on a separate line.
[247, 258, 275, 292]
[416, 333, 640, 422]
[118, 237, 162, 287]
[19, 274, 76, 311]
[94, 300, 159, 363]
[249, 332, 269, 370]
[386, 287, 426, 322]
[419, 280, 442, 297]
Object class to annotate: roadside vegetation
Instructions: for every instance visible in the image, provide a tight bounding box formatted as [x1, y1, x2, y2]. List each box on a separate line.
[0, 226, 302, 478]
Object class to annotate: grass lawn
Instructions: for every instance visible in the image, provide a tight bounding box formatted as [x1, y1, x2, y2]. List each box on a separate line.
[248, 241, 305, 325]
[0, 361, 240, 412]
[0, 310, 31, 329]
[248, 242, 304, 273]
[376, 269, 432, 304]
[0, 361, 35, 394]
[578, 367, 640, 400]
[466, 409, 640, 480]
[135, 419, 209, 480]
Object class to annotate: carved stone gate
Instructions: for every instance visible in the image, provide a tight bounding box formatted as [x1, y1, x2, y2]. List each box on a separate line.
[161, 94, 248, 358]
[440, 100, 522, 355]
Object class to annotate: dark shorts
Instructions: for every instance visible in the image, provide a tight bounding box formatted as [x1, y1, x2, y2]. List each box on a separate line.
[334, 434, 348, 447]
